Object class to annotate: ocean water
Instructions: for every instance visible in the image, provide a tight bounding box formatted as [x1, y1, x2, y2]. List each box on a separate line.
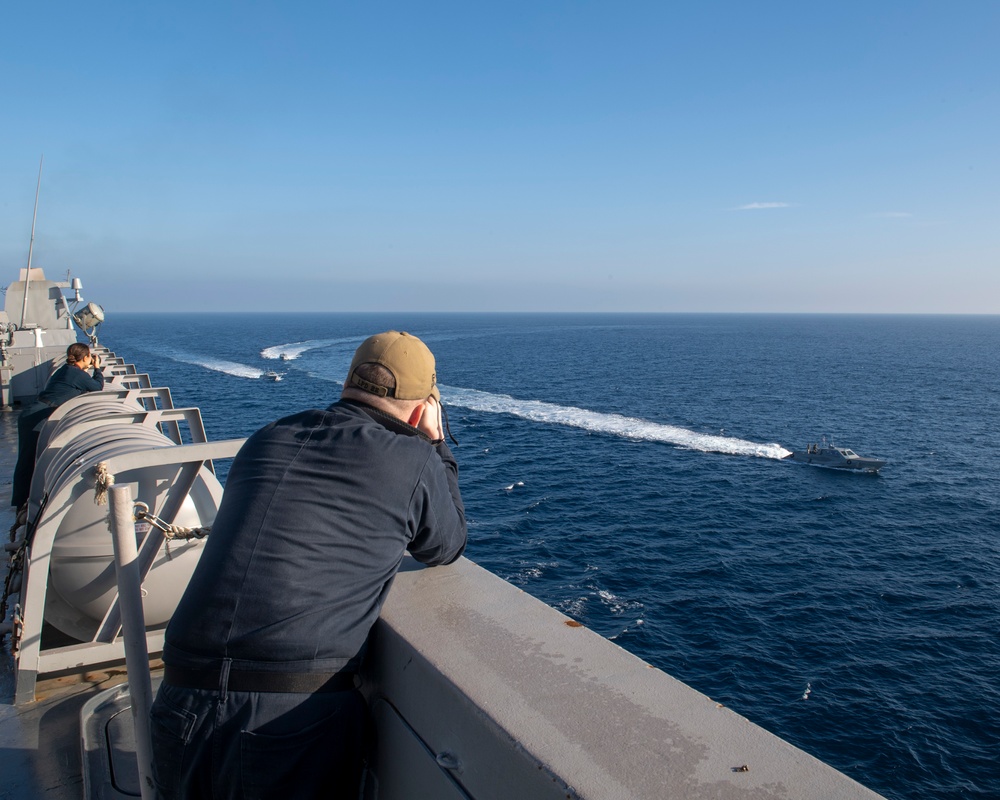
[103, 312, 999, 800]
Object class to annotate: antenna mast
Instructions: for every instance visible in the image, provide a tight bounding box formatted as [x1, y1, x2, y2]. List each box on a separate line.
[19, 155, 44, 328]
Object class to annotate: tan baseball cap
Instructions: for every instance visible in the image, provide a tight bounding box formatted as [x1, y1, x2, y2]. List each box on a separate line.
[347, 331, 439, 401]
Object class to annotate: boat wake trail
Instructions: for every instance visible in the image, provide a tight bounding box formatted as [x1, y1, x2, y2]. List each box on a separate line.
[255, 348, 790, 458]
[172, 352, 265, 380]
[443, 386, 791, 459]
[261, 337, 359, 361]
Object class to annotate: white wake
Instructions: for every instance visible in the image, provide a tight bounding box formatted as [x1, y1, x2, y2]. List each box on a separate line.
[256, 338, 791, 459]
[443, 386, 791, 459]
[261, 337, 359, 361]
[172, 352, 264, 379]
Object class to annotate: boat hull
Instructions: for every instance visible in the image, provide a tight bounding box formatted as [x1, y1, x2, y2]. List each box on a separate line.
[784, 451, 885, 472]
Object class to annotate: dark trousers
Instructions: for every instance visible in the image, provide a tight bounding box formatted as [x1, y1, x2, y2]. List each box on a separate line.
[150, 682, 369, 800]
[12, 403, 53, 509]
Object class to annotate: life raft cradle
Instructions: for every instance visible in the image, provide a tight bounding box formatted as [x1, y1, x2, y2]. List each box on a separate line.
[5, 368, 246, 704]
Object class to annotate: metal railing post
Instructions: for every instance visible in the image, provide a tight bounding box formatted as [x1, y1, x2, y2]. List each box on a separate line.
[108, 484, 155, 799]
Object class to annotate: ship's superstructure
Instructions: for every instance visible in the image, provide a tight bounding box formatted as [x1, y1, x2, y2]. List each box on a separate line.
[1, 268, 98, 406]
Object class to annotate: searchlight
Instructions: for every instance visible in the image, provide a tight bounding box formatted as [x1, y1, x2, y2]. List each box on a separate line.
[72, 301, 105, 343]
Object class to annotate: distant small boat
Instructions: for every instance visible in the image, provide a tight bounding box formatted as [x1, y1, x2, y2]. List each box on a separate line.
[263, 371, 282, 382]
[784, 437, 885, 472]
[279, 353, 291, 361]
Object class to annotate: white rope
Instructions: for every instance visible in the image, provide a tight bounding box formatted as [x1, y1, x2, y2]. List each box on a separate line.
[133, 501, 211, 540]
[93, 461, 115, 506]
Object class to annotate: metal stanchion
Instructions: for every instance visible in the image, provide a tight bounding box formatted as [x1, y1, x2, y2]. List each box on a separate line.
[108, 484, 155, 800]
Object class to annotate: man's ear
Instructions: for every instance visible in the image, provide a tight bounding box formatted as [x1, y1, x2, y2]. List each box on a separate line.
[407, 402, 424, 428]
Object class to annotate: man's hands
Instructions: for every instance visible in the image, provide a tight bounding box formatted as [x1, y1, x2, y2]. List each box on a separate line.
[416, 396, 444, 442]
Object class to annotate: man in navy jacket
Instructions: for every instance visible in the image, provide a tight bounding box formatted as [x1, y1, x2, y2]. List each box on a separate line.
[151, 331, 467, 800]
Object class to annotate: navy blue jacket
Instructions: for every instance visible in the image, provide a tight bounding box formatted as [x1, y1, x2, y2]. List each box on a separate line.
[38, 363, 105, 406]
[11, 363, 105, 508]
[164, 399, 467, 674]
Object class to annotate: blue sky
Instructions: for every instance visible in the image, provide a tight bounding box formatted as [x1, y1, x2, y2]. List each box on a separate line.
[1, 2, 997, 312]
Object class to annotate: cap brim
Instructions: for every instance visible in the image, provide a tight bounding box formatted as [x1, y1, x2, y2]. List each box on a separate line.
[430, 386, 440, 401]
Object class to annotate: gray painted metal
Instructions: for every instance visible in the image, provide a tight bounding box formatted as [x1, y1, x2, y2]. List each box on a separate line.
[362, 557, 886, 799]
[107, 484, 154, 799]
[1, 269, 84, 404]
[783, 440, 886, 472]
[12, 432, 241, 703]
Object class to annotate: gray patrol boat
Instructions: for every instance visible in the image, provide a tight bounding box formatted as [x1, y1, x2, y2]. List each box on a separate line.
[784, 437, 886, 472]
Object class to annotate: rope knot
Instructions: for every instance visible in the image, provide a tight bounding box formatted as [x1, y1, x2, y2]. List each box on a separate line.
[94, 462, 115, 506]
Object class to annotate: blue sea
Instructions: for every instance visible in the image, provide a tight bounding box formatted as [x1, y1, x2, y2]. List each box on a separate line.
[102, 312, 999, 800]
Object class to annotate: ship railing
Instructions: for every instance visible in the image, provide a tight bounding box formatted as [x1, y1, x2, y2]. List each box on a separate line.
[106, 482, 157, 799]
[14, 437, 244, 705]
[10, 383, 245, 705]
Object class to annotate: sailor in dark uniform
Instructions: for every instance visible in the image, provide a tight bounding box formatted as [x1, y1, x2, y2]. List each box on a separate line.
[11, 342, 104, 510]
[151, 331, 467, 800]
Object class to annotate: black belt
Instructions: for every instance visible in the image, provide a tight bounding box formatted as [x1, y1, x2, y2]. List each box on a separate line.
[164, 664, 357, 693]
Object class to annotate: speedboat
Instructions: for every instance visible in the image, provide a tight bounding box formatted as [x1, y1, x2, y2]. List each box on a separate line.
[263, 370, 282, 381]
[784, 437, 885, 472]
